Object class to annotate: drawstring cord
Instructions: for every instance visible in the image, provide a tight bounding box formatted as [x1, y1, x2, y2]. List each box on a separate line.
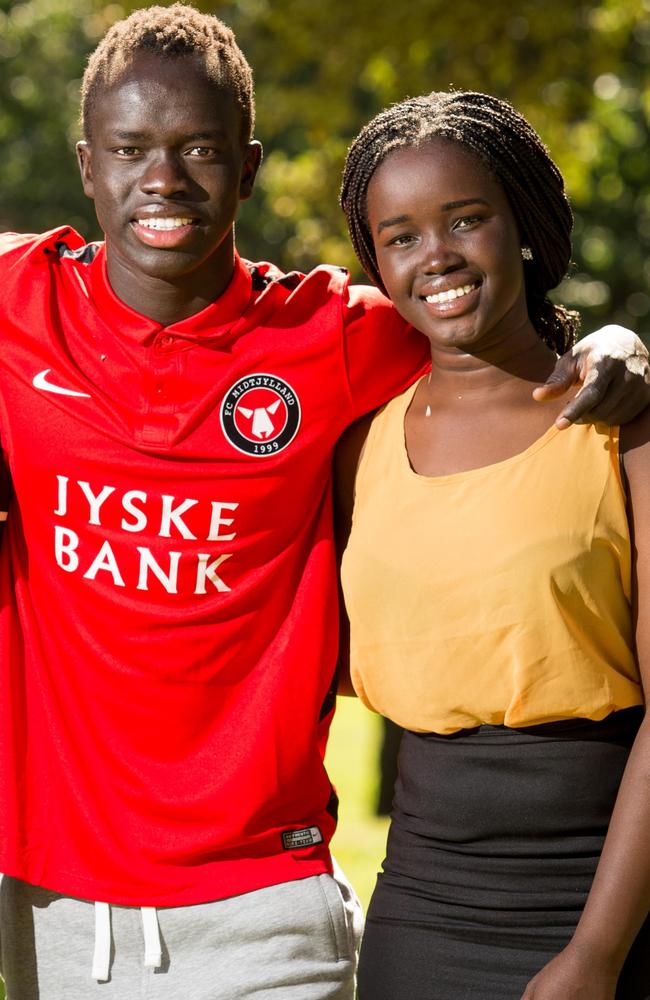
[142, 906, 162, 969]
[92, 902, 111, 982]
[92, 902, 162, 981]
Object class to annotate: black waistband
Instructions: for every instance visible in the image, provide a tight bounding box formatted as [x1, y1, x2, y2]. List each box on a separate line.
[407, 705, 644, 743]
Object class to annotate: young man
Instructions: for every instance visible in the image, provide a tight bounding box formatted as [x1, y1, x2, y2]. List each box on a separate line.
[0, 6, 647, 998]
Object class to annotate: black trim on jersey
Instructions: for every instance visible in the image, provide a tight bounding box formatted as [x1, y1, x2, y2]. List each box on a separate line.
[54, 241, 100, 265]
[319, 671, 338, 722]
[326, 788, 339, 823]
[275, 271, 303, 290]
[248, 266, 273, 292]
[247, 265, 304, 293]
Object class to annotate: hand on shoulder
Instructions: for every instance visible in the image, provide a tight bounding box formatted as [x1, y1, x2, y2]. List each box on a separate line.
[534, 326, 650, 429]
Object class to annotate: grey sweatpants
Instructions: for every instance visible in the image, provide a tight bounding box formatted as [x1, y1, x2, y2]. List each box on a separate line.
[0, 872, 362, 999]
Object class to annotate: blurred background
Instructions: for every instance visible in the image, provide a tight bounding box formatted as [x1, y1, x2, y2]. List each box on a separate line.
[0, 0, 649, 335]
[0, 0, 649, 919]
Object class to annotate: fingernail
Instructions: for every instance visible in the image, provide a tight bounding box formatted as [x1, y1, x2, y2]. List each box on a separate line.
[555, 416, 571, 430]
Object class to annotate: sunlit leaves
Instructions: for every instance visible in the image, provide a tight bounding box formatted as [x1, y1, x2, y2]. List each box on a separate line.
[0, 0, 648, 335]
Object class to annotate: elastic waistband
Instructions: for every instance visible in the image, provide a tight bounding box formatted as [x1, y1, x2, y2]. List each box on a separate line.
[409, 706, 644, 743]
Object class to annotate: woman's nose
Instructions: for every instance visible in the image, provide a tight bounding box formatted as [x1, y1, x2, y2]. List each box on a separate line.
[420, 235, 465, 274]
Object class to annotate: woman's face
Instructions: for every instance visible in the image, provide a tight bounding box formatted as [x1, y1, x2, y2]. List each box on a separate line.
[366, 138, 530, 352]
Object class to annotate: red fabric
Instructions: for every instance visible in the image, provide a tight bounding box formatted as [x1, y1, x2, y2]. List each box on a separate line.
[0, 228, 427, 905]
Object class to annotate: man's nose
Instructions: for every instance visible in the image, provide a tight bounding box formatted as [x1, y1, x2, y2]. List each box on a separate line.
[139, 152, 189, 198]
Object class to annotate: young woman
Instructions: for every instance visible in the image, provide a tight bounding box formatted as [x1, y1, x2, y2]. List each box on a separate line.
[337, 92, 650, 1000]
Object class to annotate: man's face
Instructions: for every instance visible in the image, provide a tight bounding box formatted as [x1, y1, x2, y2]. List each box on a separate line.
[77, 52, 261, 298]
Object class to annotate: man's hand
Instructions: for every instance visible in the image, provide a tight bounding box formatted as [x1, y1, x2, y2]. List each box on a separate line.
[533, 325, 650, 428]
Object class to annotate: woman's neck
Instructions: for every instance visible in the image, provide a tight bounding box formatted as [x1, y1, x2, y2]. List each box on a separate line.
[425, 331, 558, 398]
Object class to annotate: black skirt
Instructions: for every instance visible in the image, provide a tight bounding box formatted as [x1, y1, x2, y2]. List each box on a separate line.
[357, 708, 649, 1000]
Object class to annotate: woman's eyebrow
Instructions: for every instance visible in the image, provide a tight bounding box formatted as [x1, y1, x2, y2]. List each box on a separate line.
[377, 214, 411, 234]
[377, 198, 491, 233]
[441, 197, 489, 211]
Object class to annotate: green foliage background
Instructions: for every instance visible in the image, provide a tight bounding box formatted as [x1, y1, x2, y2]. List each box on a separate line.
[0, 0, 649, 334]
[0, 9, 647, 992]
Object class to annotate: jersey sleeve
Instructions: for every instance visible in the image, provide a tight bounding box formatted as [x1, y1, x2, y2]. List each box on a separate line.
[341, 281, 429, 421]
[0, 228, 87, 259]
[0, 232, 40, 256]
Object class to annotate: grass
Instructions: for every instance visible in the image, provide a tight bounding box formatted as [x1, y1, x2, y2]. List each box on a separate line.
[325, 696, 390, 909]
[0, 697, 385, 998]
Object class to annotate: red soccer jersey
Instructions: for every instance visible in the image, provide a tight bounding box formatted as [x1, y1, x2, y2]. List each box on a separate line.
[0, 228, 427, 905]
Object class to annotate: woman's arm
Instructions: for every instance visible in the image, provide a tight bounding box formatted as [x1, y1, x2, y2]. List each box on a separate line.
[522, 410, 650, 1000]
[333, 413, 374, 696]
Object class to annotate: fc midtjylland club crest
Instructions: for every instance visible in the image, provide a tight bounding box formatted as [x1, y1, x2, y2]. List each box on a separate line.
[220, 374, 301, 456]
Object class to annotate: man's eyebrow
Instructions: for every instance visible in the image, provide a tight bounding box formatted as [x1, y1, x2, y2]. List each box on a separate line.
[108, 130, 227, 141]
[109, 131, 149, 141]
[183, 131, 228, 141]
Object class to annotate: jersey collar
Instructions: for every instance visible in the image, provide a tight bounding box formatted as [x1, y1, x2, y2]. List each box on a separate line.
[87, 245, 254, 345]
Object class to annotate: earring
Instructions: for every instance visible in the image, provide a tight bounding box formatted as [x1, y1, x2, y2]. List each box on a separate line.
[521, 246, 533, 261]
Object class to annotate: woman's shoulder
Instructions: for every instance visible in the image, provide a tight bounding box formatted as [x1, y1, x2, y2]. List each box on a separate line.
[621, 406, 650, 460]
[620, 407, 650, 510]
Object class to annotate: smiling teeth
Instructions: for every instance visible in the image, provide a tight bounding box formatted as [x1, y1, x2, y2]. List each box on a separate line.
[136, 217, 194, 230]
[425, 283, 477, 304]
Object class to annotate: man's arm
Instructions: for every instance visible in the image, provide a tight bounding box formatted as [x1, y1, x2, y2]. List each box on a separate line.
[344, 282, 650, 428]
[534, 325, 650, 428]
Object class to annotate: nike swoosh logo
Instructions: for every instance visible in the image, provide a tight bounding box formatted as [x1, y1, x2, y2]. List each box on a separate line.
[32, 369, 91, 398]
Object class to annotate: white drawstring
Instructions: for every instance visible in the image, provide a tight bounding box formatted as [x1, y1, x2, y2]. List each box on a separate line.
[91, 903, 162, 981]
[141, 906, 162, 969]
[92, 902, 111, 982]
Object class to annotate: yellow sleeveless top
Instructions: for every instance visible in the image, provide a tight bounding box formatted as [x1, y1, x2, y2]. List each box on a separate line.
[341, 381, 641, 734]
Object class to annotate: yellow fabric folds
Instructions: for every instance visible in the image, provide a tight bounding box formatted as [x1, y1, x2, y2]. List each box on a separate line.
[341, 383, 641, 734]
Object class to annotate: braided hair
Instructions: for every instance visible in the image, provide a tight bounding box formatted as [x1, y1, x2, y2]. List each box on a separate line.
[340, 91, 579, 354]
[81, 4, 255, 144]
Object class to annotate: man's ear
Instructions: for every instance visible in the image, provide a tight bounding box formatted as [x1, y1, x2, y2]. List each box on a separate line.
[76, 141, 95, 199]
[239, 140, 263, 201]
